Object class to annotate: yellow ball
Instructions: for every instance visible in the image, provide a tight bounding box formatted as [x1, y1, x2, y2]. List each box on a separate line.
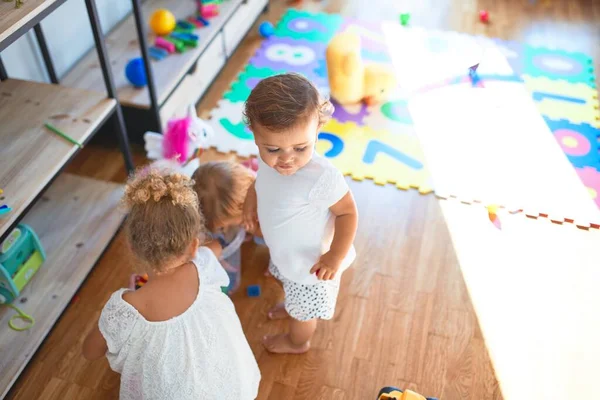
[149, 9, 176, 36]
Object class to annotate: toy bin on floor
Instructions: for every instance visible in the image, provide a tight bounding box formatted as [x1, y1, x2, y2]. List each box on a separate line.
[216, 227, 246, 295]
[0, 224, 46, 304]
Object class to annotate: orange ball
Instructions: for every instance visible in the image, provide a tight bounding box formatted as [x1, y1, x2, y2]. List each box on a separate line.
[150, 9, 176, 36]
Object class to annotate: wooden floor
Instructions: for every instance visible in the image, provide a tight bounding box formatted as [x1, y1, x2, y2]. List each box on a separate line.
[6, 0, 599, 399]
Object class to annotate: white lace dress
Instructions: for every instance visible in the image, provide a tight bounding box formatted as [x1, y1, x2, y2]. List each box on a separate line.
[98, 247, 261, 400]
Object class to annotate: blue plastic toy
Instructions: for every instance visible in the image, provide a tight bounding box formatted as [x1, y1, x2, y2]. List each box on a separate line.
[247, 285, 261, 297]
[258, 21, 274, 38]
[196, 16, 209, 26]
[171, 32, 200, 41]
[468, 63, 481, 86]
[125, 57, 147, 87]
[0, 205, 11, 217]
[149, 46, 168, 61]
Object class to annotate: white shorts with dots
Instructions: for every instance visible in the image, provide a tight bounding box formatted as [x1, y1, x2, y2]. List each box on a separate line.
[269, 262, 342, 321]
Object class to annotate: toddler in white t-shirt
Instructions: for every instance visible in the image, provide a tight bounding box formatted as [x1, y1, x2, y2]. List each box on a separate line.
[242, 73, 359, 354]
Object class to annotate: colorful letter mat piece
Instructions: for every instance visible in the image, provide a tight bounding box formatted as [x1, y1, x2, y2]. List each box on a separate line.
[209, 99, 433, 193]
[207, 9, 600, 209]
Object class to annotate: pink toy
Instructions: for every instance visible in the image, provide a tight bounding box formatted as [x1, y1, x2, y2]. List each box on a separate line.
[163, 117, 193, 163]
[479, 10, 489, 23]
[155, 37, 175, 53]
[201, 4, 218, 18]
[143, 104, 215, 165]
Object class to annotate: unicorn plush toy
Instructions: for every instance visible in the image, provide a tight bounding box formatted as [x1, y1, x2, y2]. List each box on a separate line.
[144, 104, 215, 165]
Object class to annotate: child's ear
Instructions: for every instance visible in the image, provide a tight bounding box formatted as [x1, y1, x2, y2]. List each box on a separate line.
[190, 237, 201, 255]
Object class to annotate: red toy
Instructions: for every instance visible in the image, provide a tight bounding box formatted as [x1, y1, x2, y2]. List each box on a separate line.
[479, 10, 490, 23]
[129, 273, 149, 290]
[187, 17, 204, 28]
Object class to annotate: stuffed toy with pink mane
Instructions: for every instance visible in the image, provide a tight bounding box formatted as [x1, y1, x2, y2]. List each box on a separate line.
[162, 117, 192, 163]
[144, 104, 215, 166]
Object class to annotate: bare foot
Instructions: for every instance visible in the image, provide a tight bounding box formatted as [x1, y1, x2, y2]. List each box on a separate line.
[268, 303, 289, 320]
[263, 334, 310, 354]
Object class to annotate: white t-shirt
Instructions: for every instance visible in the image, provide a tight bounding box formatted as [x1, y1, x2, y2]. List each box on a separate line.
[98, 247, 261, 400]
[256, 153, 356, 285]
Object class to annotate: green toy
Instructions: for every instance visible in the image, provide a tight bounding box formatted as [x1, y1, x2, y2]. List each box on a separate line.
[175, 20, 196, 33]
[5, 303, 34, 331]
[0, 224, 46, 304]
[165, 36, 186, 53]
[45, 122, 84, 148]
[399, 13, 410, 26]
[170, 32, 198, 48]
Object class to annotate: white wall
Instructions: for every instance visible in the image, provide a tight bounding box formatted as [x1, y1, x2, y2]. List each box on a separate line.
[2, 0, 132, 82]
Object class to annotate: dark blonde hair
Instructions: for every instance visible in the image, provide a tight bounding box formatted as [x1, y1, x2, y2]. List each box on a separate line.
[243, 73, 333, 131]
[122, 169, 204, 272]
[192, 161, 255, 232]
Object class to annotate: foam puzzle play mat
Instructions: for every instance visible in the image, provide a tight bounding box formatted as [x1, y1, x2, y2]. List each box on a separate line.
[206, 9, 600, 224]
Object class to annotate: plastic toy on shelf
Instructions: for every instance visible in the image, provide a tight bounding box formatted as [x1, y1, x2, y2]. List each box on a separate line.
[150, 9, 177, 35]
[0, 205, 11, 217]
[0, 224, 46, 304]
[149, 46, 169, 60]
[175, 20, 196, 33]
[155, 37, 176, 53]
[201, 4, 219, 18]
[125, 57, 148, 87]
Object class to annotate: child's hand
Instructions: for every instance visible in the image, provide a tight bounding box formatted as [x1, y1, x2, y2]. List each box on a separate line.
[310, 251, 343, 281]
[247, 221, 263, 238]
[242, 189, 258, 232]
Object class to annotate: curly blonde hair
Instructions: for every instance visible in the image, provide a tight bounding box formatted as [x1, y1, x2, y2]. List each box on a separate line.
[192, 161, 255, 232]
[243, 73, 334, 131]
[122, 169, 204, 272]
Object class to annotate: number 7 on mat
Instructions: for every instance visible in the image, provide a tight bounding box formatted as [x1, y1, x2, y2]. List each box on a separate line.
[362, 140, 424, 170]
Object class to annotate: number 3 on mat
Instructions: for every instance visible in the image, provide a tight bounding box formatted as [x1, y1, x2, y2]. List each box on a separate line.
[363, 140, 423, 170]
[318, 132, 344, 158]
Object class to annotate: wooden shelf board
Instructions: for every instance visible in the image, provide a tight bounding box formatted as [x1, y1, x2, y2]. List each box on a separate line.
[0, 173, 124, 399]
[0, 79, 116, 239]
[0, 0, 67, 51]
[62, 0, 244, 109]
